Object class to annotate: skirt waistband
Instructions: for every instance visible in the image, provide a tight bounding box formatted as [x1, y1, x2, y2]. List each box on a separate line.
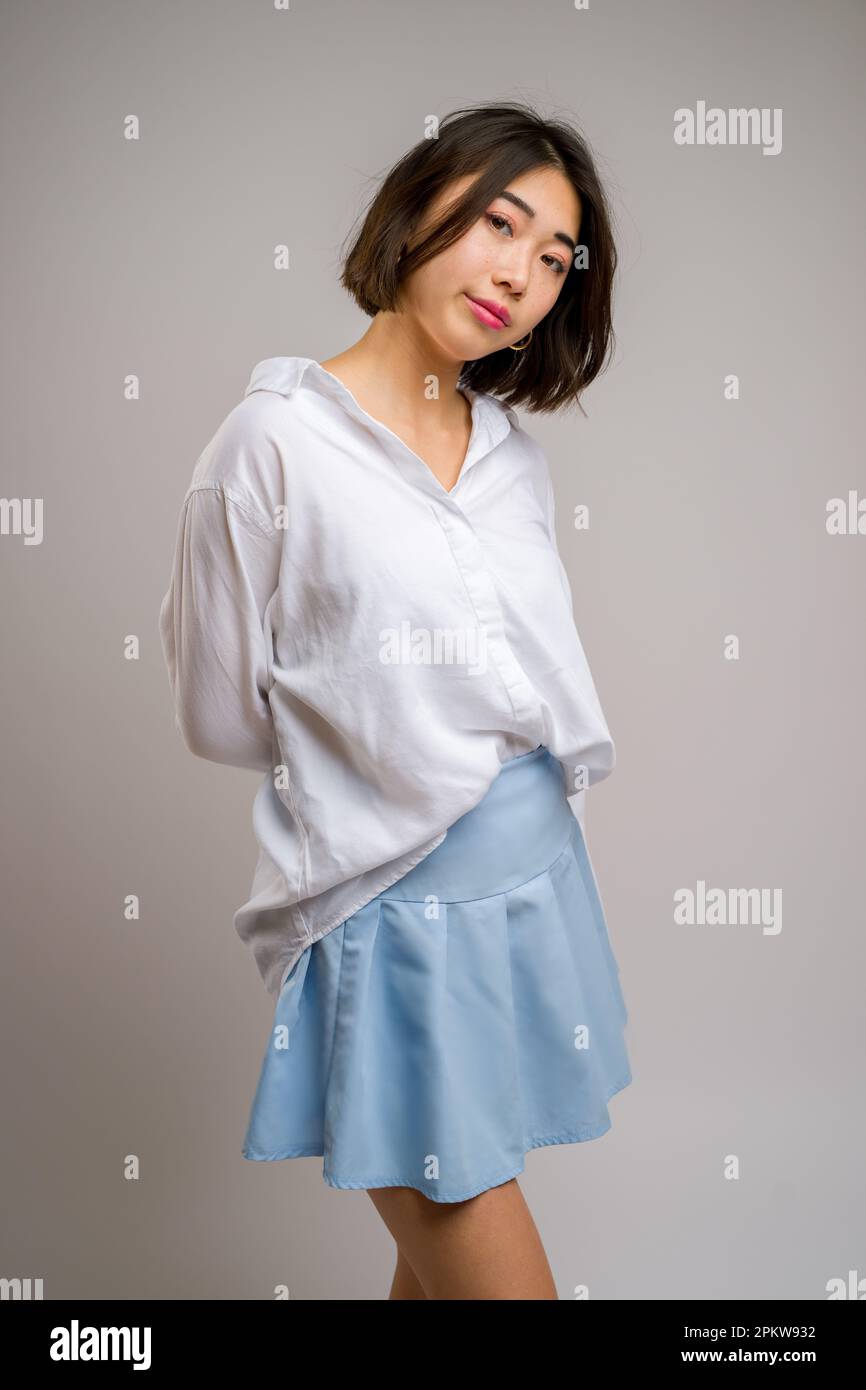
[381, 745, 575, 904]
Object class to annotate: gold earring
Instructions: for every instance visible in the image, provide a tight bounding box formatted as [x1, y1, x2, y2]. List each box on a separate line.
[509, 328, 533, 351]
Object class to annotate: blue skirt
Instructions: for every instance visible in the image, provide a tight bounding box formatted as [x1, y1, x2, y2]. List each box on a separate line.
[241, 744, 632, 1203]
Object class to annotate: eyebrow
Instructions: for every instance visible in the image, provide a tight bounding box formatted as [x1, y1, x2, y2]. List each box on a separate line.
[498, 190, 578, 255]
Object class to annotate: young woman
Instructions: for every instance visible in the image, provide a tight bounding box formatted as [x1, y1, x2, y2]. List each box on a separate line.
[159, 101, 631, 1300]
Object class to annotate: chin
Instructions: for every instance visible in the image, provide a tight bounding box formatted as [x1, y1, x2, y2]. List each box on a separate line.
[426, 327, 475, 366]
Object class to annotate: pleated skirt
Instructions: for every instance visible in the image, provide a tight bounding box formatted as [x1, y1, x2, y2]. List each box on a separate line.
[241, 744, 632, 1203]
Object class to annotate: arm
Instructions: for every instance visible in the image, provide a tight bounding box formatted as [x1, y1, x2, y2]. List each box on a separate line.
[158, 481, 281, 773]
[543, 463, 588, 835]
[543, 464, 576, 615]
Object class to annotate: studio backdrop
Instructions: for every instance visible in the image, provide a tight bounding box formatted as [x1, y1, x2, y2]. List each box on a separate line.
[1, 0, 863, 1302]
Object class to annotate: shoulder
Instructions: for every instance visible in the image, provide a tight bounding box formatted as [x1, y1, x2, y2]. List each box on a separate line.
[496, 408, 554, 514]
[196, 356, 316, 471]
[183, 364, 305, 530]
[481, 392, 547, 474]
[244, 355, 313, 401]
[498, 411, 562, 540]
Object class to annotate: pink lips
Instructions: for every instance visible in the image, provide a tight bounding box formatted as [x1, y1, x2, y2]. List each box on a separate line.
[464, 294, 511, 329]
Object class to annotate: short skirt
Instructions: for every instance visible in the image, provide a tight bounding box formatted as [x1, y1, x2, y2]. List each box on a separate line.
[241, 744, 632, 1204]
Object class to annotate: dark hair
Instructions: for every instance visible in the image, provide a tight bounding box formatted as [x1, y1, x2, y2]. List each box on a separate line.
[338, 101, 618, 415]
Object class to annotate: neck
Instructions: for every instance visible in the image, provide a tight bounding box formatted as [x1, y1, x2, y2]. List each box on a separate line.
[321, 312, 469, 430]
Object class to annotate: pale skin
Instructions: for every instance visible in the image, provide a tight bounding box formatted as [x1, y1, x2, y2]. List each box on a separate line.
[320, 164, 582, 1299]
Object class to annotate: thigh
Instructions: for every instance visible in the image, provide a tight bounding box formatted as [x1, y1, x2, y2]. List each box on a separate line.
[367, 1180, 558, 1300]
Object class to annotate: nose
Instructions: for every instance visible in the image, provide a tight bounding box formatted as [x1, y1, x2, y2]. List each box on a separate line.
[492, 258, 529, 297]
[492, 278, 525, 305]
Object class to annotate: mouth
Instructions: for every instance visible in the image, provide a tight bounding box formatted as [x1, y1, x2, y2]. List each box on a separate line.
[464, 294, 512, 329]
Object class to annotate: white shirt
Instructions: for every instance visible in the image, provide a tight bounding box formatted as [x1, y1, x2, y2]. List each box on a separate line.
[158, 356, 615, 997]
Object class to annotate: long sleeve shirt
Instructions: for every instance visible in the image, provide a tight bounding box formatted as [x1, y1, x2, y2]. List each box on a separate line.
[158, 356, 615, 998]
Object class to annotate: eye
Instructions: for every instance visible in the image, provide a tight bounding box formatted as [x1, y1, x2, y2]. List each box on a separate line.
[485, 212, 568, 275]
[486, 212, 513, 236]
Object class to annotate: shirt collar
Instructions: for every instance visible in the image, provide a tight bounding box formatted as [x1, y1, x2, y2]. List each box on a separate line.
[245, 356, 517, 503]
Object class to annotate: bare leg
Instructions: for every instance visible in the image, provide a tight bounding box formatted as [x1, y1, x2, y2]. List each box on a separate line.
[388, 1248, 428, 1300]
[368, 1178, 558, 1300]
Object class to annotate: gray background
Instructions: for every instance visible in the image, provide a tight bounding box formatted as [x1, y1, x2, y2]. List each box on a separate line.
[2, 0, 863, 1300]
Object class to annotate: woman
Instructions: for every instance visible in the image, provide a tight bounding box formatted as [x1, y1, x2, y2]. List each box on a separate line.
[159, 101, 631, 1300]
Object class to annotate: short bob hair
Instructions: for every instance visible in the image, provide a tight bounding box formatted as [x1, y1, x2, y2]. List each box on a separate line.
[339, 101, 618, 415]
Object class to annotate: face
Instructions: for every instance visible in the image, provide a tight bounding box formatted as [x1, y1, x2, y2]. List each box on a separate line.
[397, 165, 581, 359]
